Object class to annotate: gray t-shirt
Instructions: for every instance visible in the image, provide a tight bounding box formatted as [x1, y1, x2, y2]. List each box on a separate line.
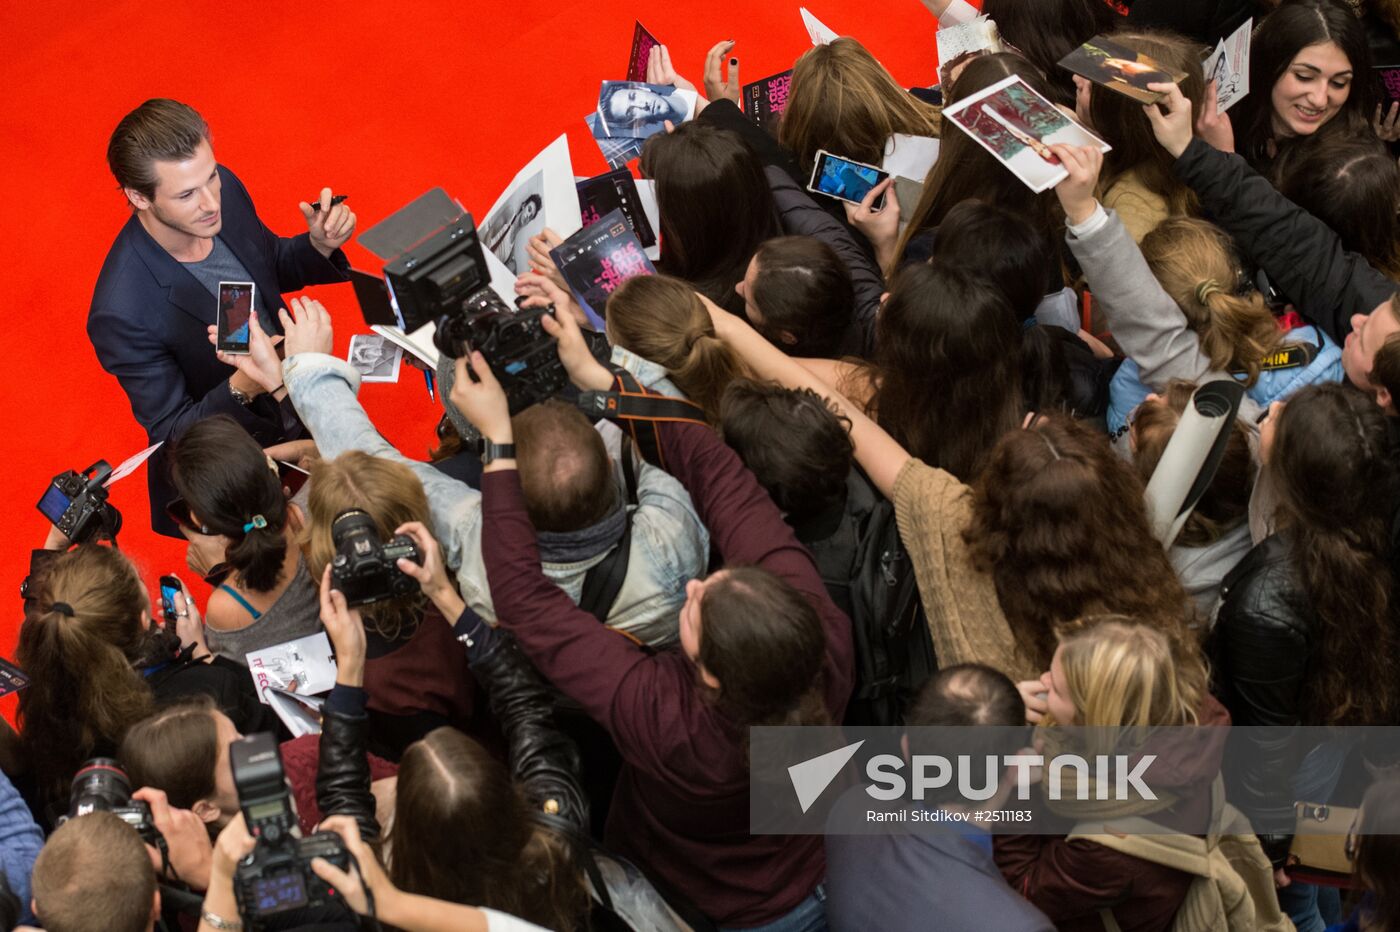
[182, 237, 270, 312]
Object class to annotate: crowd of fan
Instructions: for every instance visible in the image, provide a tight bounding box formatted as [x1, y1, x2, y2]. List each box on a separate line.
[8, 0, 1400, 929]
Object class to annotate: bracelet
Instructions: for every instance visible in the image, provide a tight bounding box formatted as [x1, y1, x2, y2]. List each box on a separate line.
[200, 908, 244, 930]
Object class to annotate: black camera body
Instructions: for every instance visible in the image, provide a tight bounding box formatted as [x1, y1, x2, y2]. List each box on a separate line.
[329, 509, 422, 607]
[58, 759, 164, 850]
[231, 733, 350, 926]
[382, 213, 568, 413]
[37, 461, 122, 544]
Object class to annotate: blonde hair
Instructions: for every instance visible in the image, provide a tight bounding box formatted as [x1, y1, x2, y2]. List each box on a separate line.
[1140, 218, 1286, 387]
[780, 37, 941, 176]
[605, 274, 746, 424]
[1053, 616, 1205, 728]
[305, 451, 432, 640]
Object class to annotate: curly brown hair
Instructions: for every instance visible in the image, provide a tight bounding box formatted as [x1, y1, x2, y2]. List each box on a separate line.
[964, 415, 1191, 669]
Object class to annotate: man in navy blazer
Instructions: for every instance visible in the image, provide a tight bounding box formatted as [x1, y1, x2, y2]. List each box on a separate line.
[88, 98, 355, 538]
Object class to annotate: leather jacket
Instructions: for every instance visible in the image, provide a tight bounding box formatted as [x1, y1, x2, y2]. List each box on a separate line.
[1210, 532, 1316, 865]
[316, 696, 380, 843]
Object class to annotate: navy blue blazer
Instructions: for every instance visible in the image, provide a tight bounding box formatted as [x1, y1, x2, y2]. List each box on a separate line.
[88, 165, 348, 536]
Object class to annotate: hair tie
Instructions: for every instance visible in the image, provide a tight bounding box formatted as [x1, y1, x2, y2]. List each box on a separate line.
[50, 602, 74, 617]
[1195, 280, 1224, 305]
[243, 515, 268, 533]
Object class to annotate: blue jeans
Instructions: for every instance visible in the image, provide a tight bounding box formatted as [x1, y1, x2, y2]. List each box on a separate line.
[1284, 739, 1352, 932]
[724, 884, 827, 932]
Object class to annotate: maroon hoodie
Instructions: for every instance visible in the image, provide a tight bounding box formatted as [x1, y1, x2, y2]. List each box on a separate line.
[995, 696, 1232, 932]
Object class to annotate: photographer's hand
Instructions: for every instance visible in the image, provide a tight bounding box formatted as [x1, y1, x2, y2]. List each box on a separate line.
[450, 353, 514, 454]
[133, 787, 213, 891]
[1048, 144, 1103, 226]
[199, 814, 256, 932]
[539, 303, 613, 392]
[279, 296, 335, 359]
[516, 270, 587, 326]
[393, 521, 465, 621]
[319, 566, 366, 688]
[41, 523, 72, 552]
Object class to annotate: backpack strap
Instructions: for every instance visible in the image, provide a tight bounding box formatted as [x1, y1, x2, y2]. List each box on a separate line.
[578, 435, 639, 625]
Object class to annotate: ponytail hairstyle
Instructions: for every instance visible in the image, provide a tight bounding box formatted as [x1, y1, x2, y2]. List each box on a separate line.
[17, 546, 159, 809]
[1270, 382, 1400, 725]
[1129, 381, 1253, 548]
[781, 37, 941, 179]
[895, 54, 1065, 271]
[1052, 615, 1207, 728]
[605, 273, 747, 424]
[388, 728, 588, 932]
[1085, 31, 1205, 219]
[170, 415, 289, 593]
[305, 451, 432, 642]
[1139, 218, 1286, 386]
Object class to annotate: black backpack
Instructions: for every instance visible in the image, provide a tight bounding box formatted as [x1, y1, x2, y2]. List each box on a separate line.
[798, 471, 936, 726]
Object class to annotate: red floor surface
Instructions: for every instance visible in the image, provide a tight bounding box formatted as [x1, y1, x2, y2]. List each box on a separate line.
[0, 1, 941, 716]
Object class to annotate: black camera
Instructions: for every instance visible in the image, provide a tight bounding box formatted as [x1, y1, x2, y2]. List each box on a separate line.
[37, 461, 122, 544]
[58, 759, 163, 852]
[231, 733, 351, 926]
[383, 214, 569, 413]
[329, 509, 422, 607]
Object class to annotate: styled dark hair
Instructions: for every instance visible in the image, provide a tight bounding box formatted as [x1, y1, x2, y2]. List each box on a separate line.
[107, 98, 210, 201]
[1130, 381, 1253, 548]
[32, 811, 157, 932]
[640, 122, 782, 315]
[119, 696, 220, 814]
[965, 415, 1191, 669]
[981, 0, 1116, 106]
[387, 728, 586, 932]
[1272, 382, 1400, 725]
[1236, 0, 1375, 165]
[698, 566, 830, 729]
[720, 381, 853, 519]
[513, 399, 617, 533]
[1273, 132, 1400, 277]
[748, 236, 856, 358]
[896, 54, 1065, 269]
[17, 546, 164, 811]
[871, 261, 1023, 482]
[904, 664, 1027, 802]
[1086, 31, 1206, 219]
[1353, 778, 1400, 932]
[170, 415, 289, 593]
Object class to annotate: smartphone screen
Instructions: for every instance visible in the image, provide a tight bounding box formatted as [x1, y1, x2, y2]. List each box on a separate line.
[37, 484, 71, 524]
[277, 460, 311, 497]
[217, 281, 256, 354]
[159, 574, 182, 626]
[809, 151, 888, 209]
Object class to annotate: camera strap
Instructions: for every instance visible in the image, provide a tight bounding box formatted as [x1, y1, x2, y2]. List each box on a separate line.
[576, 368, 708, 472]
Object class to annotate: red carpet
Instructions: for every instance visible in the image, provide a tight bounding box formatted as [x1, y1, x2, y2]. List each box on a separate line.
[0, 1, 941, 714]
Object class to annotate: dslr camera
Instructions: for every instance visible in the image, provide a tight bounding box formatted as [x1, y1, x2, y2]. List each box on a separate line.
[383, 214, 568, 414]
[329, 509, 422, 607]
[58, 759, 165, 852]
[36, 461, 122, 544]
[231, 733, 351, 926]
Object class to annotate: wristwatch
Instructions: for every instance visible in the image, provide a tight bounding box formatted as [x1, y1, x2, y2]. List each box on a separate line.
[229, 382, 254, 406]
[477, 438, 516, 464]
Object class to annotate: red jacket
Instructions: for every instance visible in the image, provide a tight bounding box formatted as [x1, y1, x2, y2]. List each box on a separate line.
[480, 415, 853, 926]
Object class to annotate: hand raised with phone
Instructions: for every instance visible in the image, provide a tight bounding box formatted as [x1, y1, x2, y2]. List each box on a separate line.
[208, 309, 284, 394]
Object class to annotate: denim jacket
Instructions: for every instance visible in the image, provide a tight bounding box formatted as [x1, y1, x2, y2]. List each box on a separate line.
[282, 353, 707, 648]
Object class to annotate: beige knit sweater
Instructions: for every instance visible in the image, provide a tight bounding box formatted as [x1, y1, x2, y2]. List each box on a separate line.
[892, 458, 1039, 683]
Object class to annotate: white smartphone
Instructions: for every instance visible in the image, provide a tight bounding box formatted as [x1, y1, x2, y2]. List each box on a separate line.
[216, 281, 256, 355]
[807, 149, 889, 210]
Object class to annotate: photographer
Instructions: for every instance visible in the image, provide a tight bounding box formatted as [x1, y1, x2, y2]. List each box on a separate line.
[270, 298, 707, 649]
[456, 305, 853, 928]
[31, 811, 161, 932]
[17, 534, 274, 825]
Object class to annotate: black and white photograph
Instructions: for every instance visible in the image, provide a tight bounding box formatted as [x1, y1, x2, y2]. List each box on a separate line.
[592, 81, 697, 139]
[347, 333, 403, 383]
[480, 168, 546, 275]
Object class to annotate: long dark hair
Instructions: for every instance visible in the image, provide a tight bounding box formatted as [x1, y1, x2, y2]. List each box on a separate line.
[17, 546, 165, 811]
[1272, 383, 1400, 725]
[895, 54, 1065, 269]
[965, 416, 1191, 669]
[1086, 31, 1205, 218]
[1235, 0, 1374, 166]
[870, 261, 1024, 482]
[1273, 132, 1400, 277]
[170, 415, 289, 593]
[981, 0, 1115, 106]
[387, 728, 587, 932]
[640, 122, 782, 316]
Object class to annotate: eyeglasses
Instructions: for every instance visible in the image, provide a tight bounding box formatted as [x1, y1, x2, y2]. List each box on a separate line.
[164, 497, 212, 536]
